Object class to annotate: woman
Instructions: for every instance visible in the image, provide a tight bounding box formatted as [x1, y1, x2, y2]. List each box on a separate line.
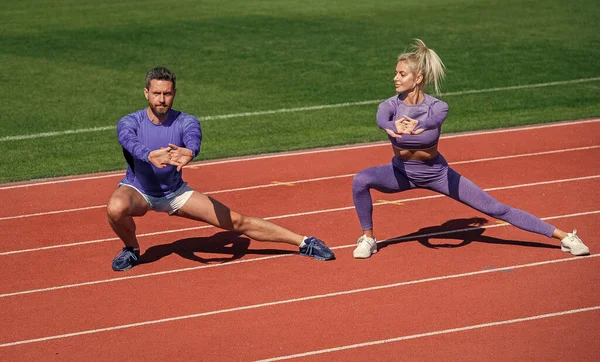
[351, 39, 589, 258]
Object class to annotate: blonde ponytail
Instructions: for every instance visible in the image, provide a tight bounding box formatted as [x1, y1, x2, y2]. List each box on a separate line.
[397, 39, 446, 95]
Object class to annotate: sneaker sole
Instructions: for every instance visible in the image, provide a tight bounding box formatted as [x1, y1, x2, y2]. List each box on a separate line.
[313, 255, 335, 261]
[561, 245, 590, 256]
[301, 254, 335, 261]
[298, 252, 335, 261]
[112, 261, 138, 271]
[112, 265, 134, 271]
[353, 248, 378, 259]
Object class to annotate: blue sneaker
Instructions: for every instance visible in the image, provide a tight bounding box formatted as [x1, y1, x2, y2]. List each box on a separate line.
[112, 247, 140, 271]
[299, 237, 335, 260]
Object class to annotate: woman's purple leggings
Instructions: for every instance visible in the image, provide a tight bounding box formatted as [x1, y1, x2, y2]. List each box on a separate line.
[352, 154, 555, 237]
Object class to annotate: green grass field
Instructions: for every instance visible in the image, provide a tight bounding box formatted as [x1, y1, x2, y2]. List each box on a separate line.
[1, 0, 599, 183]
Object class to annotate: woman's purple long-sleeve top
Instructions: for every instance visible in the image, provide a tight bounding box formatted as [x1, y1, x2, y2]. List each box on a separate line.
[376, 93, 448, 149]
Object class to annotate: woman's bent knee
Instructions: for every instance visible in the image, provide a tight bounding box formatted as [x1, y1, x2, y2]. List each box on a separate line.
[352, 172, 370, 193]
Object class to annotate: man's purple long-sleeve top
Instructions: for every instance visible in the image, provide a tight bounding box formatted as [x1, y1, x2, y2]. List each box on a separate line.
[117, 109, 202, 197]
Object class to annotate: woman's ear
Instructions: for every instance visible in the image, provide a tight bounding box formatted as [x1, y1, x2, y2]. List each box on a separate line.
[417, 73, 424, 85]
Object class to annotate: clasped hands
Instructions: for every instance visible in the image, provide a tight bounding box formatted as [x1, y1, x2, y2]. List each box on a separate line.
[384, 115, 424, 139]
[148, 143, 193, 171]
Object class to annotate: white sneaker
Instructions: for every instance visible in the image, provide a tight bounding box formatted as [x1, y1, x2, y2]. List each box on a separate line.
[561, 229, 590, 256]
[353, 235, 378, 259]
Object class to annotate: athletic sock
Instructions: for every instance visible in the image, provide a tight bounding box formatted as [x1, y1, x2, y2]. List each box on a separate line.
[125, 246, 140, 254]
[299, 236, 308, 248]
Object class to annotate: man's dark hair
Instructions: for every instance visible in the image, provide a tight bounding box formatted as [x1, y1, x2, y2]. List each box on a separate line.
[145, 67, 176, 89]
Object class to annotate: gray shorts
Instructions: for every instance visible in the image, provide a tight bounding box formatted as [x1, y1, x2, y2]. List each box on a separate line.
[120, 183, 194, 215]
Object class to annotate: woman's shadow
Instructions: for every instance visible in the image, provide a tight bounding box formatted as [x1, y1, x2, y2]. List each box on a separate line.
[138, 231, 294, 265]
[378, 217, 561, 250]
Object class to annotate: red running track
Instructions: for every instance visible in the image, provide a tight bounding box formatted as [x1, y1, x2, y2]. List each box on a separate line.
[1, 119, 599, 361]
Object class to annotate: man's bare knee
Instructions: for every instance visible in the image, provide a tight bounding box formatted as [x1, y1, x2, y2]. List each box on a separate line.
[231, 214, 253, 233]
[107, 197, 130, 221]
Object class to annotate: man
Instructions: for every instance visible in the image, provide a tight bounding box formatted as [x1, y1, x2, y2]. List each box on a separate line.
[107, 67, 335, 271]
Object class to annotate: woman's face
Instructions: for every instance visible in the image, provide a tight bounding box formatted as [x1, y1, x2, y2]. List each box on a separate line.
[393, 61, 421, 94]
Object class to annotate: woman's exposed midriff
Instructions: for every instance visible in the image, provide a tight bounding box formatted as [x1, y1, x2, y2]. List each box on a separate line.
[392, 144, 438, 161]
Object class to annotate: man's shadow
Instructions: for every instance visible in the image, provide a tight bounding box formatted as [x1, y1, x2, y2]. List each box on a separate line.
[378, 217, 561, 250]
[139, 231, 294, 265]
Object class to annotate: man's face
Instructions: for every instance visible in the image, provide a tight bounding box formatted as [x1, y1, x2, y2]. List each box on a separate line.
[144, 79, 176, 115]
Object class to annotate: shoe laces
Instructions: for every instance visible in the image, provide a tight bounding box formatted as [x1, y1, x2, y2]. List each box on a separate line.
[115, 247, 139, 261]
[357, 235, 374, 246]
[300, 237, 314, 255]
[567, 229, 582, 244]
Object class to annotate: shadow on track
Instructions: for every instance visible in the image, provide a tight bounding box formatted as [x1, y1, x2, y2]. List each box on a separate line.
[378, 217, 560, 250]
[139, 231, 294, 265]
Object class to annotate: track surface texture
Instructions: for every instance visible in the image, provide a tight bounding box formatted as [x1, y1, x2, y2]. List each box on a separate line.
[1, 119, 599, 361]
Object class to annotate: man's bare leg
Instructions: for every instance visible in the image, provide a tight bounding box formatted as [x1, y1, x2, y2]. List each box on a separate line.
[174, 191, 303, 245]
[106, 186, 150, 248]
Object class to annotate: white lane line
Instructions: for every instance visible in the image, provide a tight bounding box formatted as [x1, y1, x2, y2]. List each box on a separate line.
[2, 145, 599, 220]
[0, 205, 106, 221]
[0, 174, 355, 221]
[186, 119, 600, 168]
[451, 145, 600, 165]
[1, 118, 599, 190]
[2, 77, 599, 143]
[1, 175, 598, 256]
[257, 305, 600, 361]
[1, 209, 598, 298]
[198, 76, 600, 121]
[1, 255, 598, 348]
[0, 126, 115, 142]
[0, 173, 127, 191]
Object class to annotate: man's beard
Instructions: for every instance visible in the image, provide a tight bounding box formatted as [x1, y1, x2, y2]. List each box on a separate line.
[149, 103, 170, 115]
